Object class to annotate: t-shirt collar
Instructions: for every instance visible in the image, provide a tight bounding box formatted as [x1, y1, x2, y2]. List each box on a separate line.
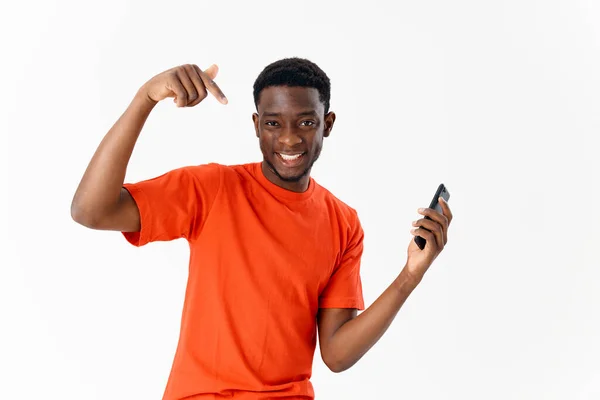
[253, 162, 316, 202]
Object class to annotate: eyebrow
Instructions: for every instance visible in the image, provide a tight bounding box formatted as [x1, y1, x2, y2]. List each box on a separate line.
[262, 110, 319, 117]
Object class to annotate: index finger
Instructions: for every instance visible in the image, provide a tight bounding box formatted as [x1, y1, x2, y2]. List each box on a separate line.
[438, 197, 453, 224]
[194, 65, 228, 104]
[418, 204, 449, 228]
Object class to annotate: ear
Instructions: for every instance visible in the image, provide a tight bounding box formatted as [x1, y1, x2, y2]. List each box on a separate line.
[323, 111, 336, 138]
[252, 113, 260, 138]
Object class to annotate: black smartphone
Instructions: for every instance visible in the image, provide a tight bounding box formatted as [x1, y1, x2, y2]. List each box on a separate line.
[414, 183, 450, 250]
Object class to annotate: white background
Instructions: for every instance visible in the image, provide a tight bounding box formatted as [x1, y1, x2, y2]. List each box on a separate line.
[1, 0, 599, 399]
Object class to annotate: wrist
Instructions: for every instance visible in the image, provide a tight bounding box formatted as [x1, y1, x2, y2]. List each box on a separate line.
[394, 267, 422, 293]
[135, 85, 158, 108]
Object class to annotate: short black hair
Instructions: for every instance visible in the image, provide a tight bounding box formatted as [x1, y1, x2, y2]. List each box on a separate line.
[253, 57, 331, 113]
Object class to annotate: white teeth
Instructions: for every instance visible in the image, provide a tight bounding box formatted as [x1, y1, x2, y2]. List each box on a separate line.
[279, 153, 302, 161]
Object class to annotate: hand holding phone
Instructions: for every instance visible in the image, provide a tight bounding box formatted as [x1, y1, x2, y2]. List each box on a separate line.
[414, 184, 451, 250]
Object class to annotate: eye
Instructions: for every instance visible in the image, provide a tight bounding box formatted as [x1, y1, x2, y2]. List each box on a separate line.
[300, 120, 315, 127]
[265, 121, 279, 127]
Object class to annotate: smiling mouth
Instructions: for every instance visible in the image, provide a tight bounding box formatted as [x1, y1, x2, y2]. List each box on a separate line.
[276, 152, 306, 166]
[278, 152, 303, 160]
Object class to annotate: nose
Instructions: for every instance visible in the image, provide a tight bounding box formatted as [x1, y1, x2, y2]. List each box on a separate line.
[277, 127, 302, 147]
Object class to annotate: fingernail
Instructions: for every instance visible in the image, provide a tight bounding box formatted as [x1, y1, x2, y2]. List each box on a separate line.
[418, 208, 425, 212]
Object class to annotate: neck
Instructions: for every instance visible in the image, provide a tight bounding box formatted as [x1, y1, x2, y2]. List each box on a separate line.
[261, 161, 311, 193]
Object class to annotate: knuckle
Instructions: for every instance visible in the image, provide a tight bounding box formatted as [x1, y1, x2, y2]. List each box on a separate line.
[168, 71, 179, 83]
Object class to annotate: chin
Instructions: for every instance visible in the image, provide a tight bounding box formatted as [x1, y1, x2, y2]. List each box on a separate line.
[267, 159, 309, 182]
[278, 171, 307, 182]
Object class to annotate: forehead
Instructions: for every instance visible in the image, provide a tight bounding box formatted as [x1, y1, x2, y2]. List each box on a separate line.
[258, 86, 323, 114]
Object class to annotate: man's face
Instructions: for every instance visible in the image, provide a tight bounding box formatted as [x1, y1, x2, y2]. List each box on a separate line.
[252, 86, 335, 191]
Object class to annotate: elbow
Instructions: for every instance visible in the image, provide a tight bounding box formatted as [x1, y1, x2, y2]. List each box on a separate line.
[322, 352, 353, 374]
[325, 362, 346, 374]
[70, 201, 101, 229]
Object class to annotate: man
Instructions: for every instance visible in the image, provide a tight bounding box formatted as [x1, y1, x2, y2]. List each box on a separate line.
[71, 58, 453, 400]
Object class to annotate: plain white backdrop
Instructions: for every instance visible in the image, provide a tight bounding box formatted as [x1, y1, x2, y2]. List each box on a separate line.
[1, 0, 599, 399]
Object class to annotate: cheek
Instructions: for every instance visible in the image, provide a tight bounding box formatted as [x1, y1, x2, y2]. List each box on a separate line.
[310, 134, 324, 151]
[258, 132, 273, 154]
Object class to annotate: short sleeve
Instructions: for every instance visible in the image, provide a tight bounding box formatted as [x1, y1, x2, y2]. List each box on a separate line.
[121, 163, 222, 246]
[319, 211, 365, 310]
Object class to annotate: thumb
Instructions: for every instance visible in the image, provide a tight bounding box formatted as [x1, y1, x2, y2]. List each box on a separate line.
[204, 64, 219, 80]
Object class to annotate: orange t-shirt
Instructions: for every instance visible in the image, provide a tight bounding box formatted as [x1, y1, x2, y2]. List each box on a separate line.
[122, 162, 365, 400]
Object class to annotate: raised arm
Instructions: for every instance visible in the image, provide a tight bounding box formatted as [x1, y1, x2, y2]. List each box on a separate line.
[70, 64, 227, 232]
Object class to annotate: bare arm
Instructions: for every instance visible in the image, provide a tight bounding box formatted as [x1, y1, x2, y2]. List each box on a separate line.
[70, 91, 155, 231]
[317, 268, 419, 372]
[70, 63, 227, 231]
[318, 199, 453, 372]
